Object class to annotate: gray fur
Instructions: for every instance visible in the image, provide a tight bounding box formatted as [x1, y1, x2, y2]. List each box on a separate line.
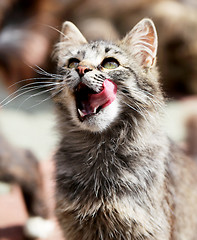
[52, 19, 197, 240]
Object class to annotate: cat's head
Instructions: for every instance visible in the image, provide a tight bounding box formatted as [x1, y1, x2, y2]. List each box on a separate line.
[54, 18, 162, 133]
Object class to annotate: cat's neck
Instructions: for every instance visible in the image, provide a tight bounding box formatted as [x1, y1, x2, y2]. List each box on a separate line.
[55, 112, 169, 203]
[57, 111, 167, 161]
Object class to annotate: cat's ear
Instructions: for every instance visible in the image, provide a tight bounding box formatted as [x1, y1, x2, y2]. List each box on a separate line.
[60, 21, 87, 46]
[121, 18, 158, 68]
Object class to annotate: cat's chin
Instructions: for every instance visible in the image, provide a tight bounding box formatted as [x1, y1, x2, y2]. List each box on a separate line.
[73, 99, 120, 132]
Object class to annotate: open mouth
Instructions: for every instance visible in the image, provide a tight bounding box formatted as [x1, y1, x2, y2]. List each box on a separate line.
[74, 79, 117, 121]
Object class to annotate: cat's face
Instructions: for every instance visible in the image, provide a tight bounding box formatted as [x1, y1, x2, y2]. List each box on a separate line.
[54, 19, 160, 132]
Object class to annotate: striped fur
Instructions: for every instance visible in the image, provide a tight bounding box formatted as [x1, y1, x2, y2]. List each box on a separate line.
[52, 19, 197, 240]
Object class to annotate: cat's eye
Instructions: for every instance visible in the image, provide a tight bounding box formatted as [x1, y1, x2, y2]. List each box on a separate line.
[68, 58, 80, 69]
[101, 57, 119, 69]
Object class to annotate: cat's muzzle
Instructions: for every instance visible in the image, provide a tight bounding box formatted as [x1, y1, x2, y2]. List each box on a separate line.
[75, 82, 100, 121]
[74, 79, 117, 122]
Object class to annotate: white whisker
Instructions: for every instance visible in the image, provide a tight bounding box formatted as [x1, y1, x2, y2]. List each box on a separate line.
[41, 24, 67, 39]
[19, 81, 61, 91]
[123, 102, 142, 115]
[8, 77, 59, 89]
[25, 64, 62, 79]
[35, 65, 62, 78]
[29, 86, 65, 109]
[132, 101, 149, 123]
[1, 82, 60, 106]
[17, 86, 58, 110]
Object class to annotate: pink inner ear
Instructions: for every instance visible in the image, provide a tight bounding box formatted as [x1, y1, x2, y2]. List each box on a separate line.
[124, 19, 158, 68]
[141, 26, 157, 66]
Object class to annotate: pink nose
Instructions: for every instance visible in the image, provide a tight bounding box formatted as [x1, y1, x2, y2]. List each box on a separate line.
[77, 65, 92, 77]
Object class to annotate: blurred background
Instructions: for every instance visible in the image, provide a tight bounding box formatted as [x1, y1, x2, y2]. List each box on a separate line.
[0, 0, 197, 239]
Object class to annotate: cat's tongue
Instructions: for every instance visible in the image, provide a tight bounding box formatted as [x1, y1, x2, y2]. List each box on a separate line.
[89, 79, 117, 109]
[80, 79, 117, 117]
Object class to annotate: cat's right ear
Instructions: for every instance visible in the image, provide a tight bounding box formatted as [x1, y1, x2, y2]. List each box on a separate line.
[60, 21, 87, 46]
[121, 18, 158, 68]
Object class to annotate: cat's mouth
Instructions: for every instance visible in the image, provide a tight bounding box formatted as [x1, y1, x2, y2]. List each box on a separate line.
[74, 79, 117, 121]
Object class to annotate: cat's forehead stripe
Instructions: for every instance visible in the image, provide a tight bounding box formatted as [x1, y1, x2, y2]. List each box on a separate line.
[79, 41, 124, 59]
[61, 41, 125, 67]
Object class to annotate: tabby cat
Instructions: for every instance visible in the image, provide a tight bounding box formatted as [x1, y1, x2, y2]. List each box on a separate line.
[52, 18, 197, 240]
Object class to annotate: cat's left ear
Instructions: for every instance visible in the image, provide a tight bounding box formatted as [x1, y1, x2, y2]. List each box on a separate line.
[60, 21, 87, 47]
[121, 18, 158, 68]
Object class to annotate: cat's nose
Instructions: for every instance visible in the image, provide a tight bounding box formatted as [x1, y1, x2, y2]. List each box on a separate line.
[77, 65, 92, 77]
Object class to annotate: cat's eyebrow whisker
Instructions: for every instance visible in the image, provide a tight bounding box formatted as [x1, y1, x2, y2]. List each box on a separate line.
[42, 23, 67, 39]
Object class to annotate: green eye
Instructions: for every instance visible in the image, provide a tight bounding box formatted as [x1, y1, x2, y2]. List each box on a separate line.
[102, 57, 119, 69]
[68, 58, 80, 69]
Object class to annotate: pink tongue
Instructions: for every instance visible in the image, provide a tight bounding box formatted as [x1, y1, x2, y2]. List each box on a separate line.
[82, 79, 117, 115]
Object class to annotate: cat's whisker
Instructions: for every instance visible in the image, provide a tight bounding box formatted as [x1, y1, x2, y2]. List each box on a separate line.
[1, 82, 60, 106]
[19, 81, 61, 91]
[140, 90, 164, 109]
[146, 96, 163, 110]
[128, 95, 156, 120]
[120, 90, 147, 106]
[123, 102, 143, 116]
[122, 88, 149, 105]
[28, 86, 64, 109]
[121, 88, 163, 112]
[42, 24, 67, 39]
[17, 85, 60, 110]
[35, 65, 61, 77]
[138, 104, 155, 121]
[1, 86, 42, 106]
[26, 64, 62, 79]
[1, 83, 60, 108]
[146, 97, 163, 111]
[8, 77, 59, 90]
[34, 69, 58, 78]
[122, 93, 150, 123]
[131, 102, 150, 123]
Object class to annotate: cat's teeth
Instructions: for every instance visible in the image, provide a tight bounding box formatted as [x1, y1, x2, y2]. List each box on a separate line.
[78, 109, 85, 117]
[78, 108, 97, 118]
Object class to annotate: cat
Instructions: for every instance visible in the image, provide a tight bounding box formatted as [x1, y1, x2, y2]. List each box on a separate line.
[52, 18, 197, 240]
